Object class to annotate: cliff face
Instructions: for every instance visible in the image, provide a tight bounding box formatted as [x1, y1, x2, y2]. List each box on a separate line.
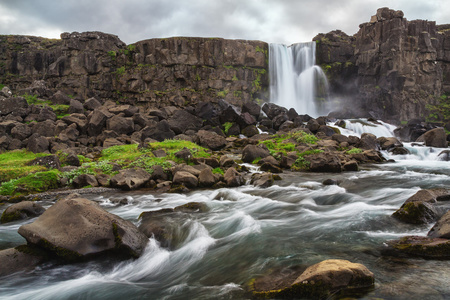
[0, 32, 269, 109]
[315, 7, 450, 124]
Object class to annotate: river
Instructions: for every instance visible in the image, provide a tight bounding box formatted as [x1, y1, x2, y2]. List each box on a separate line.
[1, 122, 450, 300]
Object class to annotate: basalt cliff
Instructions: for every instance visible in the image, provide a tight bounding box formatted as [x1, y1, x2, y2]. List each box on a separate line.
[1, 7, 450, 125]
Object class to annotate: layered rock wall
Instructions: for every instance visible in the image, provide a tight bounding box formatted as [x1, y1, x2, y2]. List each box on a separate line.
[315, 7, 450, 124]
[0, 32, 269, 109]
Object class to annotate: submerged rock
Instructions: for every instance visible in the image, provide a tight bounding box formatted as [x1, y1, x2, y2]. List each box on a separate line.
[250, 259, 374, 299]
[386, 236, 450, 259]
[0, 245, 49, 277]
[18, 196, 148, 261]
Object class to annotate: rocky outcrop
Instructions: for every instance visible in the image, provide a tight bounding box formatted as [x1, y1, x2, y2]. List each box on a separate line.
[315, 7, 450, 125]
[0, 33, 268, 110]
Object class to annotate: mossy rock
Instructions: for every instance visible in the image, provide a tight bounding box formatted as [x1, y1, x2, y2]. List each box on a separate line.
[392, 201, 438, 224]
[250, 260, 374, 299]
[387, 236, 450, 259]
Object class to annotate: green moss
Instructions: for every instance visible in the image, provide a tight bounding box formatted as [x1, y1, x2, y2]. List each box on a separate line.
[112, 222, 122, 248]
[107, 51, 116, 60]
[0, 150, 50, 182]
[0, 170, 60, 196]
[223, 122, 233, 134]
[0, 210, 22, 223]
[37, 238, 82, 261]
[217, 89, 229, 98]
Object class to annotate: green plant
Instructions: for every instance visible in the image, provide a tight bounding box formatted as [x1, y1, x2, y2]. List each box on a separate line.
[212, 167, 224, 175]
[217, 89, 229, 98]
[291, 131, 318, 144]
[232, 75, 238, 81]
[0, 150, 50, 182]
[114, 66, 126, 76]
[223, 122, 233, 134]
[107, 51, 116, 60]
[195, 74, 201, 81]
[346, 148, 363, 154]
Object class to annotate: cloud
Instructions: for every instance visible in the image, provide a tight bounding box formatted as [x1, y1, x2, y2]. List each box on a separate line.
[1, 0, 449, 45]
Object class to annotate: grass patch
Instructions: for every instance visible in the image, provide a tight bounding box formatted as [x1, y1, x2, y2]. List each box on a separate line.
[346, 148, 363, 154]
[291, 149, 324, 171]
[212, 167, 224, 175]
[0, 170, 60, 196]
[0, 150, 50, 182]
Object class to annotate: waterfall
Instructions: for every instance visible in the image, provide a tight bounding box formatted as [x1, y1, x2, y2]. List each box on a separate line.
[269, 42, 329, 117]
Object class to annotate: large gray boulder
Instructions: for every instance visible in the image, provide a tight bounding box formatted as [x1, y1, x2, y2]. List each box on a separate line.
[110, 168, 151, 190]
[1, 201, 46, 224]
[18, 197, 148, 260]
[173, 171, 198, 188]
[416, 127, 448, 148]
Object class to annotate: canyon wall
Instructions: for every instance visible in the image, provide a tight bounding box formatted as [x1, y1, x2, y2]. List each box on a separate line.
[315, 7, 450, 124]
[0, 32, 269, 109]
[1, 7, 450, 124]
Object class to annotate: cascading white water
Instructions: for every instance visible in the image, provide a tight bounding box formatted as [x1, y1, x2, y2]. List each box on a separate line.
[269, 42, 329, 117]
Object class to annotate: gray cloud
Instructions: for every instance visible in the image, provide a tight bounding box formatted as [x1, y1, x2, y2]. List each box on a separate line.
[1, 0, 449, 45]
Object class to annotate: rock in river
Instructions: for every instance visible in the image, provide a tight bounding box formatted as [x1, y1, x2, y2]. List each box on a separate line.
[18, 196, 148, 261]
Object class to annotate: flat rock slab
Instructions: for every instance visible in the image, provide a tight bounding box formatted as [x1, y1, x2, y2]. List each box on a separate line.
[386, 236, 450, 259]
[18, 197, 148, 261]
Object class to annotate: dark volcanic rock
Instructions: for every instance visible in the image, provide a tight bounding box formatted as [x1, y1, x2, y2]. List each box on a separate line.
[196, 130, 227, 150]
[110, 168, 151, 190]
[241, 144, 270, 163]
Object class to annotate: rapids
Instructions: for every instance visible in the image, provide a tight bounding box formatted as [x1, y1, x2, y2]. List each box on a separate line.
[1, 121, 450, 299]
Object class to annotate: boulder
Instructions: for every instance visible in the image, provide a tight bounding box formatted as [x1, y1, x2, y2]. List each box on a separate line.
[0, 97, 28, 116]
[220, 155, 237, 168]
[198, 168, 216, 187]
[174, 147, 193, 161]
[37, 107, 57, 122]
[262, 103, 287, 120]
[72, 174, 99, 188]
[0, 246, 48, 277]
[1, 201, 46, 224]
[358, 133, 378, 150]
[27, 134, 49, 153]
[173, 171, 198, 188]
[106, 115, 134, 135]
[83, 97, 102, 110]
[251, 172, 274, 188]
[11, 123, 32, 140]
[224, 167, 244, 187]
[428, 210, 450, 239]
[87, 108, 112, 136]
[18, 197, 148, 260]
[377, 137, 403, 150]
[68, 99, 84, 114]
[50, 91, 71, 105]
[196, 130, 227, 150]
[242, 144, 271, 163]
[242, 101, 261, 119]
[168, 110, 203, 134]
[141, 120, 175, 142]
[416, 128, 447, 148]
[251, 259, 374, 299]
[260, 162, 283, 173]
[306, 152, 342, 173]
[241, 125, 259, 137]
[110, 168, 151, 190]
[392, 189, 450, 224]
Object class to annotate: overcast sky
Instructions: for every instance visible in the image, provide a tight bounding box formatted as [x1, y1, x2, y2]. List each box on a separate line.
[0, 0, 448, 45]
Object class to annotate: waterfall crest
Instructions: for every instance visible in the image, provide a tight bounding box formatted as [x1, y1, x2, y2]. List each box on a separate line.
[269, 42, 329, 117]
